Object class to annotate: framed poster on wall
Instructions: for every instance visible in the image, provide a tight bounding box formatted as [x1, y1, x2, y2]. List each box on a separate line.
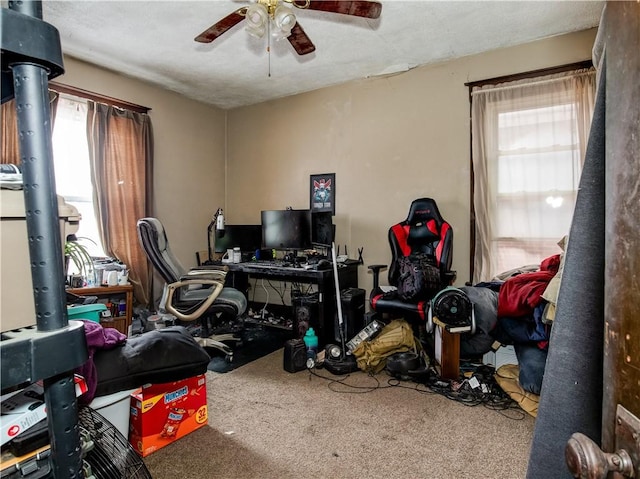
[310, 173, 335, 215]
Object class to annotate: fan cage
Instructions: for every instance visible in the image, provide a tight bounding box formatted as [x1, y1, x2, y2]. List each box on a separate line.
[432, 288, 472, 327]
[78, 406, 152, 479]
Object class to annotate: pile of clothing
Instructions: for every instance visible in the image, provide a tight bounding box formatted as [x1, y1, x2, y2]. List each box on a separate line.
[460, 252, 565, 398]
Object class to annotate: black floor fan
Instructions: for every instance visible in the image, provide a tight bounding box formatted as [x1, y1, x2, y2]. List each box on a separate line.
[323, 242, 359, 375]
[78, 407, 152, 479]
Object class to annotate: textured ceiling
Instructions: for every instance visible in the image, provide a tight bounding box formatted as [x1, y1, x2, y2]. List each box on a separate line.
[38, 0, 604, 110]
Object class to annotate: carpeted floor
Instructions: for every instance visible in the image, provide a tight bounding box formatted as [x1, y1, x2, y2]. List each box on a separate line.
[143, 349, 535, 479]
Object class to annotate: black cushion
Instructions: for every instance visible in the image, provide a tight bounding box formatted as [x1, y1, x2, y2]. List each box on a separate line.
[93, 326, 210, 397]
[370, 290, 430, 323]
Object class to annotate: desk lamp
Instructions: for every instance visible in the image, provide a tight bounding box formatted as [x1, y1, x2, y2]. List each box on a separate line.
[207, 208, 225, 263]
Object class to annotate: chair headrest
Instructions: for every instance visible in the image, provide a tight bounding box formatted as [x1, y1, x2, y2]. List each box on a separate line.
[405, 198, 445, 227]
[137, 217, 183, 283]
[141, 217, 168, 252]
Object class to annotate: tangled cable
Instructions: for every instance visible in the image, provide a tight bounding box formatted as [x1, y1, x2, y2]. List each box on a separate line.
[307, 362, 526, 420]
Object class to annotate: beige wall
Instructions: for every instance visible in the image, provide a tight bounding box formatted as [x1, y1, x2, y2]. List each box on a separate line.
[57, 57, 226, 272]
[57, 28, 596, 297]
[226, 29, 597, 289]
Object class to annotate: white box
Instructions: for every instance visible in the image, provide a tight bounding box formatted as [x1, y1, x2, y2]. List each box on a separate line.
[1, 384, 47, 446]
[483, 345, 519, 369]
[0, 189, 80, 332]
[1, 376, 87, 450]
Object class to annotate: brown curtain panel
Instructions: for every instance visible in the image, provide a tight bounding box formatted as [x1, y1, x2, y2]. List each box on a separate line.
[2, 93, 59, 165]
[1, 100, 20, 165]
[87, 102, 154, 308]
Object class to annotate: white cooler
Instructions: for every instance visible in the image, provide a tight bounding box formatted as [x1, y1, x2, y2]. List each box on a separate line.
[88, 388, 138, 439]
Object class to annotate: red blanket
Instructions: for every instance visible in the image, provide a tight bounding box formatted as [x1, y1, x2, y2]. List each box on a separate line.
[497, 255, 561, 318]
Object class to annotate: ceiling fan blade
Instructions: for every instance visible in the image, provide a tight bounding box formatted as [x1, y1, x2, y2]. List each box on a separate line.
[292, 1, 382, 19]
[287, 22, 316, 55]
[194, 7, 247, 43]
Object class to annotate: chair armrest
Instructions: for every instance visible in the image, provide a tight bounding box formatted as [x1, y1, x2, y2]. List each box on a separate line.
[163, 278, 224, 321]
[180, 270, 227, 292]
[367, 264, 387, 291]
[184, 268, 228, 281]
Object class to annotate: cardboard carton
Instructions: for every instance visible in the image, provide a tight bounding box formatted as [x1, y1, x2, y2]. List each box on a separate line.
[0, 385, 46, 448]
[1, 375, 88, 448]
[129, 374, 208, 457]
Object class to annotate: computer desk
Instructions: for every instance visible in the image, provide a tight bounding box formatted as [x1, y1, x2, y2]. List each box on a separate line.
[200, 260, 360, 347]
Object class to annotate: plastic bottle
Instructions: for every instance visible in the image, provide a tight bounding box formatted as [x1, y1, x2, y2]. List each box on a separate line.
[303, 328, 319, 367]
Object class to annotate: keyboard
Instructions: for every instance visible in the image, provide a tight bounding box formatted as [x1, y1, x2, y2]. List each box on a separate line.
[306, 255, 327, 265]
[253, 259, 292, 268]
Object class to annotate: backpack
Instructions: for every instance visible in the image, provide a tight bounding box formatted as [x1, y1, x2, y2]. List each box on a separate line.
[396, 253, 441, 301]
[351, 319, 417, 374]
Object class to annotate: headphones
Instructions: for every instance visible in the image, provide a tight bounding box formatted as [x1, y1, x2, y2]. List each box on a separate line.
[386, 352, 429, 381]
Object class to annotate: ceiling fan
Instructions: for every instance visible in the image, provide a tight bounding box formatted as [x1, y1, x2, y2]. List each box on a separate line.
[195, 0, 382, 56]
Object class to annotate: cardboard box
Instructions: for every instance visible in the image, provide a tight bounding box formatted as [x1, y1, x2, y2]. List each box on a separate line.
[483, 344, 519, 369]
[1, 384, 46, 447]
[129, 374, 208, 457]
[1, 376, 88, 447]
[1, 189, 80, 331]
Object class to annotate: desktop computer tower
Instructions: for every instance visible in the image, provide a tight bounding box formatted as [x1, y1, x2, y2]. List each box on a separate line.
[335, 288, 366, 343]
[292, 291, 320, 340]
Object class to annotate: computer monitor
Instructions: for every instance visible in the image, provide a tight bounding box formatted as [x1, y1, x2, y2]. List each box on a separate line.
[311, 211, 334, 247]
[214, 224, 263, 253]
[261, 209, 312, 251]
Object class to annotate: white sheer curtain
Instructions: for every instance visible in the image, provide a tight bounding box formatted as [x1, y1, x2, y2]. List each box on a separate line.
[51, 95, 106, 258]
[471, 68, 596, 283]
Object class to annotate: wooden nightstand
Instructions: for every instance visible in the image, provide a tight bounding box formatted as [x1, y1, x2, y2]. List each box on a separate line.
[68, 284, 134, 336]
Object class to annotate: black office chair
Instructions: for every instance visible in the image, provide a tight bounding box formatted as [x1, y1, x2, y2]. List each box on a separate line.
[137, 217, 247, 358]
[368, 198, 457, 330]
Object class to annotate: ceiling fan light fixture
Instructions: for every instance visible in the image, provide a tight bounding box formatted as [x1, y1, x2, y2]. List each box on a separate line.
[195, 0, 382, 56]
[245, 3, 269, 38]
[272, 6, 296, 39]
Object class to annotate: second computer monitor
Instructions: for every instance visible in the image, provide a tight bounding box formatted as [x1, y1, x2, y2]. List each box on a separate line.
[214, 224, 263, 253]
[261, 209, 312, 251]
[311, 211, 334, 247]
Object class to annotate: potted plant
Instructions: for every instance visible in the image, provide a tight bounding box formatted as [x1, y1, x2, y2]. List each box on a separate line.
[65, 235, 96, 287]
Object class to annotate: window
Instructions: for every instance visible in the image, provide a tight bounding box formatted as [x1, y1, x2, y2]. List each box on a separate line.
[3, 85, 153, 305]
[471, 67, 596, 282]
[494, 101, 581, 271]
[51, 94, 105, 257]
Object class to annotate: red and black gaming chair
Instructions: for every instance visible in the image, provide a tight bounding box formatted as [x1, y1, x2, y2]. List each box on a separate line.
[368, 198, 456, 327]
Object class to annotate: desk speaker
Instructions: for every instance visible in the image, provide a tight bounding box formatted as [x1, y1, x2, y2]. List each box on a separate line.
[283, 339, 307, 373]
